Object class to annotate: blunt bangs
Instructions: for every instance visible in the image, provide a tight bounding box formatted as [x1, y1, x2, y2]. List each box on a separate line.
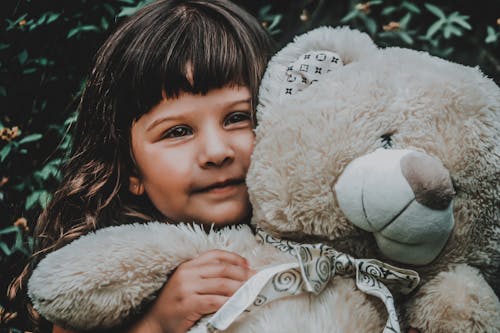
[111, 0, 270, 121]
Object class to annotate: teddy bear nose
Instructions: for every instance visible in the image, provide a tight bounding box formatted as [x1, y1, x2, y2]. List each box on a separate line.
[400, 152, 455, 210]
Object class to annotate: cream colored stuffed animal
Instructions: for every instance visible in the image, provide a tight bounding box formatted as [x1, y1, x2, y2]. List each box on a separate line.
[29, 27, 500, 333]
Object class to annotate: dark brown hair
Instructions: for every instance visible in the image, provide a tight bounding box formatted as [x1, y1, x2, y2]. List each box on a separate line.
[12, 1, 273, 330]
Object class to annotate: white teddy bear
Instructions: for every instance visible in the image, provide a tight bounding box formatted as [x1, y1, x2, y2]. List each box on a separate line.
[29, 27, 500, 333]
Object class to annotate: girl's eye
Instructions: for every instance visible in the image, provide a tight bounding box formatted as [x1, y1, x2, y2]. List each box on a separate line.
[224, 112, 251, 126]
[163, 126, 193, 139]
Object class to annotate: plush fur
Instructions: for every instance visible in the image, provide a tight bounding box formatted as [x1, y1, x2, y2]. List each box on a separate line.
[30, 223, 386, 332]
[29, 27, 499, 332]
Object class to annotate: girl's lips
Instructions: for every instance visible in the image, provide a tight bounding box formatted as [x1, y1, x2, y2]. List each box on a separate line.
[205, 183, 242, 195]
[192, 178, 245, 194]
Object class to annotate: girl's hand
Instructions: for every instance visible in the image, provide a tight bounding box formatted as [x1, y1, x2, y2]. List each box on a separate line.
[129, 249, 254, 333]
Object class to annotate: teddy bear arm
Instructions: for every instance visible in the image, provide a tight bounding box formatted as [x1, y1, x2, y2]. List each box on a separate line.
[28, 223, 216, 331]
[404, 263, 500, 333]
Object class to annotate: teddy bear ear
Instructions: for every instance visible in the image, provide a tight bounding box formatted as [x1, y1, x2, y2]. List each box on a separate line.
[258, 26, 377, 108]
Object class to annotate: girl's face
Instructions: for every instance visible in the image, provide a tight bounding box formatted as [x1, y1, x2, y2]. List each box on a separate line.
[129, 86, 254, 227]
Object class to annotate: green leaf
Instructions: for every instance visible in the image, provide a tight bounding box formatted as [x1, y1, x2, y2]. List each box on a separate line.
[14, 229, 24, 250]
[485, 35, 496, 43]
[398, 31, 414, 44]
[402, 2, 421, 14]
[36, 14, 47, 26]
[64, 112, 78, 126]
[67, 27, 79, 39]
[425, 3, 446, 19]
[0, 242, 12, 256]
[23, 67, 37, 74]
[268, 14, 282, 31]
[341, 10, 358, 23]
[47, 12, 61, 24]
[18, 50, 28, 64]
[0, 43, 9, 51]
[259, 4, 272, 17]
[0, 86, 6, 97]
[38, 190, 51, 208]
[19, 133, 43, 144]
[118, 6, 142, 18]
[377, 31, 394, 39]
[103, 4, 116, 16]
[36, 57, 49, 66]
[447, 24, 463, 37]
[28, 236, 34, 252]
[0, 226, 19, 235]
[0, 144, 12, 162]
[451, 16, 472, 30]
[443, 25, 451, 39]
[67, 25, 100, 38]
[381, 6, 396, 16]
[485, 26, 498, 43]
[364, 17, 378, 35]
[441, 47, 454, 57]
[426, 19, 445, 39]
[400, 13, 412, 29]
[35, 163, 59, 181]
[101, 17, 109, 30]
[25, 191, 41, 210]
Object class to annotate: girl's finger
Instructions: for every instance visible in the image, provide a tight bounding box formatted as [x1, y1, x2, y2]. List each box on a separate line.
[195, 277, 245, 296]
[186, 249, 249, 268]
[195, 294, 229, 315]
[198, 263, 254, 281]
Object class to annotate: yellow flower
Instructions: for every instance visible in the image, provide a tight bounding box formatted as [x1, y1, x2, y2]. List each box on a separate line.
[355, 2, 371, 14]
[383, 21, 401, 32]
[14, 217, 29, 232]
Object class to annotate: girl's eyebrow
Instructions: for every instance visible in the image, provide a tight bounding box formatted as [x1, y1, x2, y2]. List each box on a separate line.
[147, 114, 183, 131]
[146, 98, 251, 132]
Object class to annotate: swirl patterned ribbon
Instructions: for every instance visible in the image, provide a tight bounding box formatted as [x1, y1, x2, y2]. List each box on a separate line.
[207, 229, 420, 333]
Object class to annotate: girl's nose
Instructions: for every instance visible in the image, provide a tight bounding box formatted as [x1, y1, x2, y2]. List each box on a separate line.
[198, 128, 235, 168]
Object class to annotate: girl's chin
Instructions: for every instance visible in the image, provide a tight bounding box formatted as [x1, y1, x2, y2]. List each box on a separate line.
[204, 214, 251, 229]
[197, 206, 252, 229]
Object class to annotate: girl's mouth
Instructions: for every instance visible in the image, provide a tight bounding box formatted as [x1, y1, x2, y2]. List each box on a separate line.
[192, 178, 245, 194]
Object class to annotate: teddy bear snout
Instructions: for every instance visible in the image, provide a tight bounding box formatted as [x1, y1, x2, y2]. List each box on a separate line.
[334, 148, 456, 265]
[400, 151, 455, 211]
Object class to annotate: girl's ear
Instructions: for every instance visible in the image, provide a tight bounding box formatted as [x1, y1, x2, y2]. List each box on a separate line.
[129, 176, 145, 196]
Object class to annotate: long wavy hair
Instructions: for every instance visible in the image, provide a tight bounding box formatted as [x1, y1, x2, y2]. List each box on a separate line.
[11, 0, 274, 330]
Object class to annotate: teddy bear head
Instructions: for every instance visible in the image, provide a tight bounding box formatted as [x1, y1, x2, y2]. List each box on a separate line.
[247, 27, 499, 278]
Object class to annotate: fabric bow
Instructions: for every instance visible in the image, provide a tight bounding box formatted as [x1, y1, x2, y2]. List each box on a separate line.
[207, 228, 420, 333]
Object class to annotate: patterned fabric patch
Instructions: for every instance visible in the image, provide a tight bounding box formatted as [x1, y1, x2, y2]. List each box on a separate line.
[207, 228, 420, 333]
[280, 50, 344, 99]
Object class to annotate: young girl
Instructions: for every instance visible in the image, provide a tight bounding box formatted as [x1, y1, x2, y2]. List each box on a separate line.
[18, 1, 274, 332]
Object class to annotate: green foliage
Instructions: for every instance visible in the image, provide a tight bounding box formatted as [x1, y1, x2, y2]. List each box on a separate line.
[1, 0, 498, 330]
[260, 1, 499, 82]
[259, 5, 283, 36]
[1, 1, 150, 329]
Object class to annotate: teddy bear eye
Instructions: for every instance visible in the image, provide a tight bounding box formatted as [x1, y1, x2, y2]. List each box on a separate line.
[380, 134, 393, 149]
